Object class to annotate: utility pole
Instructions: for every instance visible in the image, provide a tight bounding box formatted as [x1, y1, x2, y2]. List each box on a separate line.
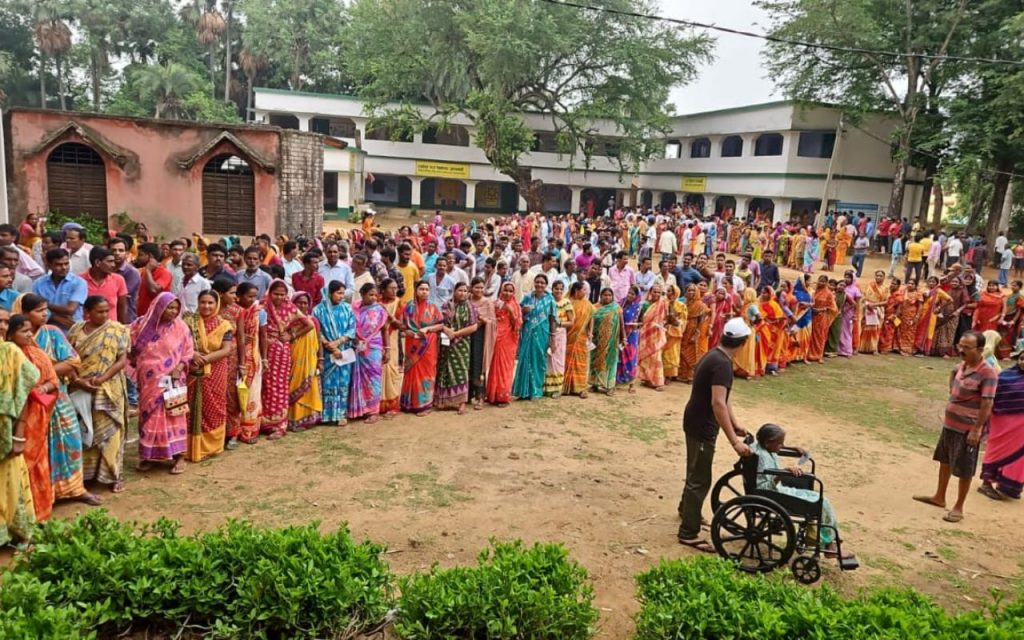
[0, 107, 8, 224]
[816, 113, 845, 228]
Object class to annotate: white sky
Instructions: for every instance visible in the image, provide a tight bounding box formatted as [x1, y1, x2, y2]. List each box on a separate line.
[661, 0, 780, 114]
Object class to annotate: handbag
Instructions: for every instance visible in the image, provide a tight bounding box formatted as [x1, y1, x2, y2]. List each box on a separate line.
[162, 384, 189, 417]
[29, 387, 58, 409]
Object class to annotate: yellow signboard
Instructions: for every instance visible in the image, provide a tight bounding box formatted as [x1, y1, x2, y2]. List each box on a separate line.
[681, 176, 707, 192]
[415, 160, 470, 179]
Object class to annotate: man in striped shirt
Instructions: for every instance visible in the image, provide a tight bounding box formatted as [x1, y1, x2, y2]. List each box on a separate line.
[914, 330, 997, 523]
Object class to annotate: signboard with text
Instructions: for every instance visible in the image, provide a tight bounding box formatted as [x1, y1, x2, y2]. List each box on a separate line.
[681, 176, 707, 192]
[415, 160, 471, 179]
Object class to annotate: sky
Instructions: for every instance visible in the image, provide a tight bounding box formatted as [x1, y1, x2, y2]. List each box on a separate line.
[661, 1, 780, 114]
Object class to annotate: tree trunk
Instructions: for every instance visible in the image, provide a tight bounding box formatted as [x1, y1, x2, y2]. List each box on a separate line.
[916, 158, 937, 225]
[91, 51, 101, 109]
[223, 4, 233, 102]
[56, 55, 66, 110]
[930, 183, 944, 228]
[887, 155, 909, 221]
[209, 42, 217, 97]
[986, 158, 1013, 247]
[965, 173, 987, 234]
[38, 55, 46, 107]
[512, 175, 545, 213]
[245, 77, 253, 122]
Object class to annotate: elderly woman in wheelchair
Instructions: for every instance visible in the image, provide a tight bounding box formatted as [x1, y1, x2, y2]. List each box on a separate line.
[707, 423, 858, 584]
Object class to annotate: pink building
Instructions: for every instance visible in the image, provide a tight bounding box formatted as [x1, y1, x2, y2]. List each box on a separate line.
[3, 108, 327, 240]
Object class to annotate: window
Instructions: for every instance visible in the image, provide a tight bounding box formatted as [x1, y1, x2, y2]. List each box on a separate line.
[797, 131, 836, 158]
[721, 135, 744, 157]
[311, 117, 357, 138]
[202, 154, 255, 236]
[47, 143, 107, 222]
[365, 126, 413, 142]
[664, 139, 681, 159]
[268, 114, 299, 130]
[533, 132, 561, 153]
[423, 124, 470, 146]
[690, 137, 711, 158]
[754, 133, 784, 156]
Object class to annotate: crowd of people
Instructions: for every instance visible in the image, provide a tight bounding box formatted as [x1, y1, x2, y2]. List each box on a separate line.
[0, 203, 1021, 548]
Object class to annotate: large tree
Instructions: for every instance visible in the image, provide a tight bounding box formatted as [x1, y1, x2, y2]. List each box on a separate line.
[757, 0, 968, 220]
[346, 0, 713, 211]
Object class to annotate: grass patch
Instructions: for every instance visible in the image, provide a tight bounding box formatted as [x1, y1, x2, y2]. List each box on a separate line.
[862, 554, 904, 574]
[356, 464, 471, 509]
[936, 528, 976, 540]
[936, 546, 959, 561]
[521, 399, 669, 443]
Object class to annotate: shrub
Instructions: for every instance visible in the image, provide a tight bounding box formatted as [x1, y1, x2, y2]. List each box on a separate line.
[42, 211, 109, 245]
[395, 540, 599, 640]
[2, 510, 395, 639]
[634, 556, 1024, 639]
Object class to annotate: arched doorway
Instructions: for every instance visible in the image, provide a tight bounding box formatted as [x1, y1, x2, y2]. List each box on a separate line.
[683, 193, 705, 212]
[715, 195, 737, 216]
[659, 192, 677, 209]
[202, 154, 255, 236]
[47, 142, 108, 222]
[748, 198, 774, 222]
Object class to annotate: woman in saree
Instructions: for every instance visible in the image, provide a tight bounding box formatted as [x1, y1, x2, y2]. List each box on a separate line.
[859, 271, 889, 354]
[210, 278, 242, 449]
[513, 275, 558, 400]
[349, 283, 390, 423]
[436, 282, 480, 413]
[637, 284, 668, 390]
[261, 279, 312, 438]
[234, 282, 263, 443]
[314, 281, 356, 425]
[379, 279, 403, 417]
[788, 277, 813, 364]
[487, 282, 522, 406]
[808, 276, 836, 363]
[0, 309, 40, 544]
[563, 281, 595, 397]
[973, 280, 1005, 333]
[999, 280, 1024, 359]
[401, 280, 444, 415]
[185, 290, 235, 462]
[589, 287, 623, 395]
[803, 230, 820, 274]
[288, 292, 322, 431]
[469, 277, 496, 409]
[615, 286, 642, 392]
[758, 286, 787, 375]
[17, 294, 99, 505]
[661, 285, 688, 382]
[913, 276, 952, 356]
[679, 284, 709, 383]
[933, 276, 967, 357]
[732, 288, 762, 379]
[825, 281, 845, 356]
[979, 349, 1024, 500]
[878, 278, 903, 353]
[835, 227, 851, 266]
[68, 297, 129, 492]
[544, 280, 574, 397]
[9, 312, 58, 521]
[788, 230, 806, 270]
[130, 291, 194, 474]
[896, 280, 922, 356]
[707, 286, 734, 349]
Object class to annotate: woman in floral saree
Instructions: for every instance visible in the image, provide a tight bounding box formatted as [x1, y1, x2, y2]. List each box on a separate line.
[211, 278, 242, 448]
[679, 284, 709, 382]
[469, 278, 496, 409]
[289, 292, 323, 431]
[379, 279, 403, 417]
[897, 280, 922, 356]
[68, 297, 129, 492]
[401, 281, 444, 415]
[0, 309, 39, 544]
[637, 284, 668, 390]
[130, 291, 194, 474]
[733, 288, 762, 379]
[878, 278, 903, 353]
[788, 278, 813, 363]
[349, 283, 389, 423]
[589, 287, 623, 395]
[808, 276, 836, 363]
[998, 280, 1023, 360]
[544, 281, 574, 397]
[513, 275, 557, 400]
[487, 282, 521, 406]
[314, 280, 355, 425]
[436, 282, 479, 413]
[7, 312, 53, 522]
[758, 286, 787, 375]
[661, 285, 688, 382]
[563, 282, 595, 397]
[185, 290, 235, 462]
[261, 280, 312, 438]
[234, 282, 263, 443]
[914, 276, 952, 356]
[17, 294, 99, 504]
[616, 286, 642, 391]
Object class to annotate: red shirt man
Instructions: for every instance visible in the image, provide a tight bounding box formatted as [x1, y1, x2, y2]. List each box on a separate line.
[80, 248, 128, 322]
[291, 252, 325, 307]
[135, 242, 172, 316]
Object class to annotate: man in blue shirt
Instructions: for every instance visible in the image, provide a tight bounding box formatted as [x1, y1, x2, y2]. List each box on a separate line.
[32, 248, 87, 331]
[675, 253, 706, 290]
[759, 250, 781, 291]
[318, 242, 355, 297]
[0, 265, 17, 311]
[235, 246, 272, 298]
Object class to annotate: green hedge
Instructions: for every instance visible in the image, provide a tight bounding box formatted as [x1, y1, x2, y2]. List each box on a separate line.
[395, 540, 599, 640]
[0, 511, 394, 639]
[635, 556, 1024, 640]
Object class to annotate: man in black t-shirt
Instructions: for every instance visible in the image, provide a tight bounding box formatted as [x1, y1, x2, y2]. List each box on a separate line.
[677, 317, 753, 550]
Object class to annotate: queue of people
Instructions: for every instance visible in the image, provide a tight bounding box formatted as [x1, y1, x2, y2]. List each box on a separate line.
[0, 204, 1021, 550]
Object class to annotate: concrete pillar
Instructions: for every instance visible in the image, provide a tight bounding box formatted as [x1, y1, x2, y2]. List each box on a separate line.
[703, 193, 715, 216]
[337, 173, 350, 217]
[296, 114, 311, 131]
[735, 197, 750, 221]
[518, 195, 528, 213]
[675, 192, 685, 206]
[411, 177, 424, 209]
[773, 198, 791, 224]
[465, 180, 477, 212]
[570, 187, 583, 214]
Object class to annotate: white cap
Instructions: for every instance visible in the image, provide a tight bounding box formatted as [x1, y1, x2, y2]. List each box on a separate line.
[723, 317, 751, 339]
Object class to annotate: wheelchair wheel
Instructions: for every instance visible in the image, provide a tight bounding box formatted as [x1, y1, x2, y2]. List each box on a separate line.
[791, 555, 821, 584]
[710, 496, 796, 573]
[710, 469, 747, 513]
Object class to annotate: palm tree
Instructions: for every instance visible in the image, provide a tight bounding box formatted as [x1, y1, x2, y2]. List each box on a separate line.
[135, 62, 196, 120]
[31, 0, 73, 109]
[222, 0, 236, 103]
[181, 0, 226, 97]
[238, 47, 268, 121]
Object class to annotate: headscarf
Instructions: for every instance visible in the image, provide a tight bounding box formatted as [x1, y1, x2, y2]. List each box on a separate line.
[263, 279, 298, 330]
[130, 291, 180, 351]
[313, 284, 354, 341]
[983, 329, 1003, 373]
[792, 278, 813, 329]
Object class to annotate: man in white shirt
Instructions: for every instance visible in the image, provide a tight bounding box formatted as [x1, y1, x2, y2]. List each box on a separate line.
[174, 253, 211, 314]
[658, 226, 678, 262]
[510, 255, 533, 300]
[713, 259, 745, 292]
[64, 225, 94, 275]
[481, 258, 501, 299]
[527, 252, 560, 291]
[945, 234, 963, 268]
[281, 240, 303, 279]
[635, 255, 656, 296]
[165, 239, 186, 291]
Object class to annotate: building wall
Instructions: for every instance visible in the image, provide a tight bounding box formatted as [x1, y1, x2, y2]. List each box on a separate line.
[4, 109, 327, 239]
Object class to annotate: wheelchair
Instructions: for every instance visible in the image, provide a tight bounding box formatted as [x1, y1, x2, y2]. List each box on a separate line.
[708, 435, 859, 584]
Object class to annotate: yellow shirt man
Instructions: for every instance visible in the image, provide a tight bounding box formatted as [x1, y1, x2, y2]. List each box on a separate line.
[397, 262, 420, 305]
[906, 241, 925, 263]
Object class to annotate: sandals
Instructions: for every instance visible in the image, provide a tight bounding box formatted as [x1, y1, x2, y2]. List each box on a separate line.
[978, 484, 1004, 501]
[677, 537, 716, 553]
[170, 459, 187, 475]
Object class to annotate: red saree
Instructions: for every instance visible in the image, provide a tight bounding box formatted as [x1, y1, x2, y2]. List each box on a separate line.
[20, 343, 56, 521]
[807, 287, 836, 362]
[487, 296, 522, 404]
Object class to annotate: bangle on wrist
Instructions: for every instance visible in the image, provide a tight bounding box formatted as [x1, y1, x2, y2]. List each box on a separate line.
[11, 436, 26, 443]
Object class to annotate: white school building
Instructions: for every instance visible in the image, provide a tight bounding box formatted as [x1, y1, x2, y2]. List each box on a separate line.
[252, 88, 925, 224]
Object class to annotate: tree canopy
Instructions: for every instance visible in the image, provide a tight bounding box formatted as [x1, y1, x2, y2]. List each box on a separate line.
[345, 0, 714, 209]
